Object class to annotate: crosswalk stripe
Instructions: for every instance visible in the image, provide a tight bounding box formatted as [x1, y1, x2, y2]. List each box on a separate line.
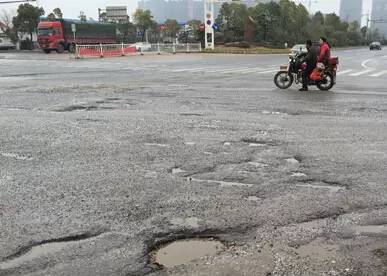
[349, 69, 375, 76]
[337, 69, 353, 75]
[369, 70, 387, 77]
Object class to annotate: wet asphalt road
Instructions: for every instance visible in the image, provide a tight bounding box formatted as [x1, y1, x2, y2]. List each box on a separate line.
[0, 48, 387, 275]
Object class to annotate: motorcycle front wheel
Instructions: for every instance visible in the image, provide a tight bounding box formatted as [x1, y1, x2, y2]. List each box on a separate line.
[274, 71, 294, 89]
[317, 72, 334, 91]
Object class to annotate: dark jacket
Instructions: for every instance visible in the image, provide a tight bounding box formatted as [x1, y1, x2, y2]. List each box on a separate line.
[305, 46, 318, 68]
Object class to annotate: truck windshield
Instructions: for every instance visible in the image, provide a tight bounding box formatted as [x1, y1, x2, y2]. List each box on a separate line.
[38, 28, 53, 36]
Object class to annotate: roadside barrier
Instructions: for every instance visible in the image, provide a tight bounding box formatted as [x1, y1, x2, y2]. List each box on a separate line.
[74, 43, 202, 59]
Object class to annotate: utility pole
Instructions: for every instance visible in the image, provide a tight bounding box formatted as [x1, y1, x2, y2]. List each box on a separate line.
[204, 0, 215, 50]
[363, 13, 387, 42]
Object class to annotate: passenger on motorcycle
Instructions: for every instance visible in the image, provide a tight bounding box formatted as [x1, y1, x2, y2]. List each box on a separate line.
[299, 40, 318, 91]
[318, 37, 331, 64]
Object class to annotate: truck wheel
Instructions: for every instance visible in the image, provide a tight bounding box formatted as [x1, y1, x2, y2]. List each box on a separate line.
[69, 44, 76, 53]
[43, 49, 51, 54]
[56, 44, 65, 53]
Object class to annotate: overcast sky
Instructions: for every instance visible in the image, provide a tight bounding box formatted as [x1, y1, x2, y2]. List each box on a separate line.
[1, 0, 372, 22]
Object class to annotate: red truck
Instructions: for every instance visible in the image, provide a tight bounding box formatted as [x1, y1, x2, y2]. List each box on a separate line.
[37, 19, 116, 53]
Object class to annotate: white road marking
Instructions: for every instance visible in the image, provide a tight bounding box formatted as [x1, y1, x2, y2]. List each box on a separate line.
[361, 59, 375, 70]
[349, 69, 375, 76]
[369, 70, 387, 77]
[337, 69, 353, 75]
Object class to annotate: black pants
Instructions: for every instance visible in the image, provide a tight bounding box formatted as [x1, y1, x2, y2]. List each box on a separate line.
[302, 65, 315, 89]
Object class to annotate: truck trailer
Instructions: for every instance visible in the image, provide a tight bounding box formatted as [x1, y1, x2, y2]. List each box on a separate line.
[37, 19, 116, 53]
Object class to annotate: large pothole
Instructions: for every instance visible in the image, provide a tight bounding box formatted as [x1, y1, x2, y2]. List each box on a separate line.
[152, 238, 224, 268]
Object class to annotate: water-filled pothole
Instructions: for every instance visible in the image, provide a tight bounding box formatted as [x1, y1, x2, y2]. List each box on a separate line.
[153, 238, 224, 268]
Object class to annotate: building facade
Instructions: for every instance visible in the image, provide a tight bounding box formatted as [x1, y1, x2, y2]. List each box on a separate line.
[106, 6, 129, 23]
[340, 0, 363, 23]
[371, 0, 387, 36]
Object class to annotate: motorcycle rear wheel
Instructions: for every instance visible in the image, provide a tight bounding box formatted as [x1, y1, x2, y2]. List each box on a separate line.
[317, 72, 334, 91]
[274, 71, 294, 89]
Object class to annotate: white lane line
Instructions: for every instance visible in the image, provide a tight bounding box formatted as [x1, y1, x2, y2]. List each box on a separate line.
[337, 69, 353, 75]
[369, 70, 387, 77]
[361, 59, 375, 70]
[349, 69, 375, 76]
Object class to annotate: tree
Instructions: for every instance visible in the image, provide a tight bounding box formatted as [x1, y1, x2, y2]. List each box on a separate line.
[47, 13, 55, 21]
[133, 9, 154, 42]
[216, 2, 248, 42]
[117, 22, 136, 43]
[12, 4, 45, 48]
[164, 19, 180, 41]
[53, 8, 63, 19]
[0, 10, 18, 43]
[79, 11, 87, 21]
[99, 12, 107, 22]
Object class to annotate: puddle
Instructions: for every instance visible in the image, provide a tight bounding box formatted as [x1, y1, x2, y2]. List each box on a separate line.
[0, 241, 73, 270]
[145, 143, 170, 148]
[170, 217, 200, 228]
[1, 152, 33, 161]
[297, 243, 339, 260]
[204, 152, 214, 155]
[246, 196, 260, 202]
[185, 142, 196, 146]
[249, 143, 266, 147]
[291, 172, 307, 177]
[172, 168, 185, 175]
[353, 225, 387, 235]
[153, 239, 224, 268]
[223, 142, 231, 146]
[248, 162, 268, 168]
[262, 110, 288, 116]
[168, 84, 189, 88]
[190, 177, 253, 188]
[285, 158, 300, 166]
[296, 183, 345, 193]
[144, 171, 158, 178]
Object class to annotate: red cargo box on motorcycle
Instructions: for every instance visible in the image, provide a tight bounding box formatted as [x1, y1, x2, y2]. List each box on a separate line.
[329, 57, 339, 65]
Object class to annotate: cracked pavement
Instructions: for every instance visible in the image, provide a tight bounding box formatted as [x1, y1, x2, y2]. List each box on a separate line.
[0, 49, 387, 275]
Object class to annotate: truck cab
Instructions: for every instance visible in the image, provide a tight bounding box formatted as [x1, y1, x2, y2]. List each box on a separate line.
[37, 21, 65, 53]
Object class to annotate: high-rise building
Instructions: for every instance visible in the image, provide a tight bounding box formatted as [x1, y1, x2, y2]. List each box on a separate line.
[138, 0, 261, 23]
[371, 0, 387, 36]
[340, 0, 363, 23]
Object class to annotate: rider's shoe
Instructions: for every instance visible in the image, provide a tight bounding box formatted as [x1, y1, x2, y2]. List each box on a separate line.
[299, 87, 308, 91]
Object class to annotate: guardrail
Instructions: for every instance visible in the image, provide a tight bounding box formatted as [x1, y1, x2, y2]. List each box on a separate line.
[74, 43, 202, 58]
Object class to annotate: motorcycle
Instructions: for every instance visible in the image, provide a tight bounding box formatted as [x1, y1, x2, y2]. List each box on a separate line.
[274, 53, 339, 91]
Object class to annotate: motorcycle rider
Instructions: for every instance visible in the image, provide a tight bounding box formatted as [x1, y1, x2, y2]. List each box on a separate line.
[299, 39, 318, 91]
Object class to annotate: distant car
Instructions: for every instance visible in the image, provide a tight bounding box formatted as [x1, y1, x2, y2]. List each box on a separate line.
[0, 36, 16, 50]
[134, 42, 152, 52]
[370, 41, 382, 51]
[289, 44, 308, 58]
